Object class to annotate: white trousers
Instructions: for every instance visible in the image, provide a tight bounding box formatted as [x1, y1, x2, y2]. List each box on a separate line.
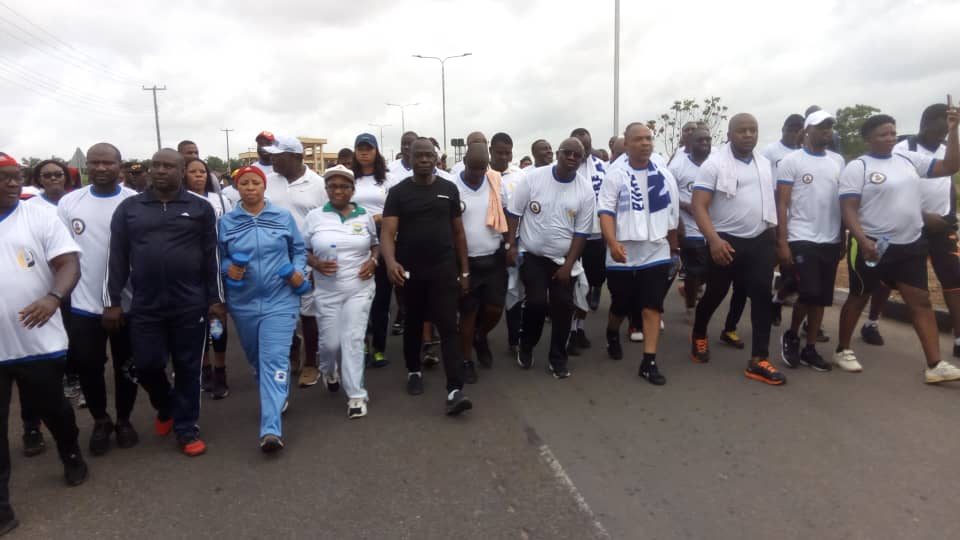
[313, 282, 375, 401]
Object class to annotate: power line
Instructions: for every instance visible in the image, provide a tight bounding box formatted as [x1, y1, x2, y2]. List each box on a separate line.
[0, 57, 135, 112]
[0, 71, 144, 118]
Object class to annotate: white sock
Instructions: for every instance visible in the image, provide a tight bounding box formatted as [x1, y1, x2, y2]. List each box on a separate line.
[408, 371, 422, 379]
[447, 390, 458, 400]
[575, 318, 584, 331]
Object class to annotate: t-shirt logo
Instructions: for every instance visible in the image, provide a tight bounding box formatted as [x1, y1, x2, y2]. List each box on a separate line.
[16, 247, 37, 269]
[529, 201, 541, 214]
[71, 218, 85, 235]
[686, 183, 694, 193]
[459, 200, 466, 213]
[801, 173, 814, 184]
[868, 172, 886, 184]
[351, 222, 365, 235]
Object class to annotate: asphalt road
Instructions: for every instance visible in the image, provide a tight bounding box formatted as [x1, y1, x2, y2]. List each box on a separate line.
[8, 291, 960, 540]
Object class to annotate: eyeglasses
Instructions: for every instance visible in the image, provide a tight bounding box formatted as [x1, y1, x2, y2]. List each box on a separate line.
[0, 172, 23, 184]
[129, 170, 145, 176]
[558, 149, 584, 160]
[40, 171, 65, 180]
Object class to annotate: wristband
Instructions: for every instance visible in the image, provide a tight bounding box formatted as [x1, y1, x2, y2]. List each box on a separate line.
[47, 291, 64, 303]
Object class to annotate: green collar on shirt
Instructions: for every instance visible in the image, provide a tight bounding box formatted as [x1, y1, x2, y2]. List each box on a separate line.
[322, 202, 366, 223]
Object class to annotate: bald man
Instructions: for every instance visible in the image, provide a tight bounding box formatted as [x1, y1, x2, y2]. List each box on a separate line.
[690, 114, 786, 385]
[450, 131, 489, 177]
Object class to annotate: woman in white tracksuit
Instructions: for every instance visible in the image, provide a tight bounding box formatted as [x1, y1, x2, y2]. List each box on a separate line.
[302, 165, 379, 418]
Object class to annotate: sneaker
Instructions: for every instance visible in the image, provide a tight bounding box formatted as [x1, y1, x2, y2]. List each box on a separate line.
[282, 400, 290, 414]
[607, 334, 623, 360]
[392, 317, 405, 335]
[780, 331, 801, 368]
[422, 342, 440, 368]
[690, 335, 710, 363]
[212, 367, 230, 399]
[517, 348, 534, 370]
[406, 372, 424, 395]
[744, 359, 787, 385]
[799, 345, 832, 372]
[508, 343, 520, 355]
[347, 398, 368, 419]
[771, 303, 782, 327]
[587, 286, 601, 311]
[720, 330, 745, 349]
[89, 417, 114, 456]
[628, 326, 644, 342]
[639, 360, 666, 386]
[154, 417, 174, 437]
[62, 450, 88, 486]
[924, 360, 960, 384]
[76, 392, 87, 409]
[0, 518, 19, 536]
[445, 390, 473, 416]
[371, 351, 389, 369]
[574, 329, 591, 349]
[548, 363, 571, 379]
[324, 370, 341, 393]
[259, 434, 284, 453]
[201, 365, 214, 393]
[178, 434, 207, 457]
[463, 361, 478, 384]
[63, 374, 80, 399]
[114, 419, 139, 449]
[299, 365, 320, 387]
[832, 349, 863, 372]
[566, 333, 581, 357]
[474, 334, 493, 369]
[803, 322, 830, 343]
[22, 427, 45, 457]
[860, 323, 884, 346]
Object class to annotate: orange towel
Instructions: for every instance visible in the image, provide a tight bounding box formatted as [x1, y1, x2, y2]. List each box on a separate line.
[485, 169, 508, 233]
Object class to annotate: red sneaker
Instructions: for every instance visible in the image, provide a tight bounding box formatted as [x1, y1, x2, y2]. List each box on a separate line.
[180, 437, 207, 457]
[154, 418, 173, 437]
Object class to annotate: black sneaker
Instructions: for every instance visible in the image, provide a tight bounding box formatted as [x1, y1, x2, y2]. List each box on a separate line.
[587, 286, 601, 311]
[799, 345, 832, 372]
[744, 359, 787, 385]
[463, 361, 478, 384]
[780, 331, 801, 369]
[212, 367, 229, 399]
[772, 303, 782, 326]
[201, 365, 213, 393]
[548, 363, 571, 379]
[517, 348, 534, 369]
[606, 334, 623, 360]
[62, 450, 88, 486]
[406, 373, 424, 395]
[89, 417, 114, 456]
[639, 360, 666, 386]
[259, 434, 284, 454]
[474, 334, 493, 369]
[445, 390, 473, 416]
[22, 427, 45, 457]
[392, 314, 405, 335]
[860, 324, 884, 346]
[574, 329, 591, 349]
[114, 419, 139, 449]
[566, 333, 581, 357]
[422, 342, 440, 368]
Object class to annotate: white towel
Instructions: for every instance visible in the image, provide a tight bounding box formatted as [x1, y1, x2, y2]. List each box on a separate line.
[714, 143, 777, 227]
[611, 161, 678, 242]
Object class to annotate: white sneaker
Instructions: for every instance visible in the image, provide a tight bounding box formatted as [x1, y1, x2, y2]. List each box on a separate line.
[832, 349, 863, 372]
[629, 329, 644, 342]
[324, 371, 340, 393]
[924, 360, 960, 384]
[347, 398, 368, 419]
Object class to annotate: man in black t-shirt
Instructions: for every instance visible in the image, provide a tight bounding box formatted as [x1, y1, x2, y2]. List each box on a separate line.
[381, 138, 473, 416]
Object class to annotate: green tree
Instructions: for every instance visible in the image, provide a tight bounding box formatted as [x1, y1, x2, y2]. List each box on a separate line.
[206, 155, 227, 172]
[834, 104, 880, 161]
[647, 97, 729, 158]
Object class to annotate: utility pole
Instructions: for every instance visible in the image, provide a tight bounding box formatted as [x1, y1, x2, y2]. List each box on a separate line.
[613, 0, 621, 137]
[412, 53, 472, 153]
[368, 123, 391, 148]
[221, 128, 234, 170]
[142, 85, 166, 151]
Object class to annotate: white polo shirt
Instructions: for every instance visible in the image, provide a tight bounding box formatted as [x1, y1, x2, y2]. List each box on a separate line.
[302, 203, 378, 294]
[456, 172, 507, 258]
[507, 165, 595, 261]
[1, 201, 80, 363]
[776, 148, 844, 244]
[189, 190, 233, 219]
[893, 139, 949, 216]
[353, 173, 397, 217]
[57, 185, 137, 315]
[266, 167, 327, 232]
[839, 152, 937, 245]
[388, 161, 453, 182]
[762, 141, 798, 176]
[694, 156, 771, 239]
[668, 154, 705, 239]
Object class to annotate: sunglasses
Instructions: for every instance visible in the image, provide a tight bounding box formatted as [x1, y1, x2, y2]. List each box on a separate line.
[558, 149, 584, 160]
[129, 169, 145, 176]
[0, 172, 24, 183]
[41, 171, 65, 180]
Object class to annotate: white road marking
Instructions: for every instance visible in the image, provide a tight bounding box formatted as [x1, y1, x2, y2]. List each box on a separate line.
[537, 443, 612, 540]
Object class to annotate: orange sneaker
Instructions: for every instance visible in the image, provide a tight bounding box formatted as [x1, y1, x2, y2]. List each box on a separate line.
[690, 335, 710, 363]
[179, 436, 207, 457]
[154, 418, 173, 437]
[744, 359, 787, 385]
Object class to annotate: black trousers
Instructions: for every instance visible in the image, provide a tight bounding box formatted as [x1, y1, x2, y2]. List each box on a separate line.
[129, 310, 206, 439]
[369, 255, 393, 353]
[67, 314, 138, 421]
[506, 303, 522, 347]
[520, 254, 575, 367]
[401, 274, 464, 392]
[582, 238, 607, 288]
[693, 231, 775, 358]
[22, 302, 77, 430]
[724, 284, 748, 332]
[0, 357, 80, 522]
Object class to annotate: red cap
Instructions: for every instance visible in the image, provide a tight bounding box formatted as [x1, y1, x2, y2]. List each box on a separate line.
[255, 131, 275, 144]
[0, 152, 18, 168]
[233, 166, 267, 186]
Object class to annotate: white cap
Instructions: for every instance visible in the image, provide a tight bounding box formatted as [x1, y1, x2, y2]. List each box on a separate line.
[804, 110, 834, 128]
[322, 164, 355, 183]
[262, 135, 304, 155]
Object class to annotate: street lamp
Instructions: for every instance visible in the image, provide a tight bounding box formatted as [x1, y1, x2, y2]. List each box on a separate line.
[613, 0, 621, 137]
[386, 102, 419, 134]
[368, 123, 391, 149]
[412, 53, 472, 152]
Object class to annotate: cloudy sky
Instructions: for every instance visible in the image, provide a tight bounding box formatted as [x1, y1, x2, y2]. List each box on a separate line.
[1, 0, 957, 163]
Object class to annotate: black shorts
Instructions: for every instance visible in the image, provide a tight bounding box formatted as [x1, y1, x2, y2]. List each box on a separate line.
[606, 263, 671, 317]
[924, 223, 960, 291]
[461, 251, 507, 311]
[680, 237, 709, 279]
[848, 237, 928, 295]
[787, 241, 842, 306]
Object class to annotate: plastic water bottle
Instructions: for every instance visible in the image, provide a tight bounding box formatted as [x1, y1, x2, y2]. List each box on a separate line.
[209, 319, 224, 340]
[865, 236, 890, 268]
[322, 244, 337, 279]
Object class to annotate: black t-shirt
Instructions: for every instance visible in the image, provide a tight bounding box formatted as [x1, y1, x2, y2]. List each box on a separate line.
[383, 177, 461, 278]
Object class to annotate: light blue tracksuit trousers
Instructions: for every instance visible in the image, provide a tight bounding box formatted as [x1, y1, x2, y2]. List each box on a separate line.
[233, 310, 298, 438]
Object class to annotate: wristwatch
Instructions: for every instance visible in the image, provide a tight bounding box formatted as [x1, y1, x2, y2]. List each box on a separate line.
[504, 242, 512, 251]
[47, 290, 64, 303]
[460, 272, 470, 279]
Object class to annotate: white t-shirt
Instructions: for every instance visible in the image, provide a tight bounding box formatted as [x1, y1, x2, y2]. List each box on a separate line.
[1, 201, 80, 363]
[500, 168, 526, 208]
[353, 173, 396, 217]
[455, 172, 507, 257]
[762, 141, 798, 177]
[668, 154, 705, 239]
[893, 139, 949, 216]
[598, 162, 677, 269]
[253, 162, 274, 178]
[776, 149, 844, 244]
[266, 167, 328, 232]
[189, 190, 233, 219]
[302, 204, 378, 294]
[387, 160, 453, 182]
[507, 165, 595, 261]
[694, 156, 772, 239]
[839, 152, 937, 245]
[20, 185, 42, 197]
[221, 185, 241, 205]
[22, 194, 59, 213]
[57, 185, 137, 315]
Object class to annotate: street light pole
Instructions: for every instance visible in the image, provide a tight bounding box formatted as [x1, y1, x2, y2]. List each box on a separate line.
[613, 0, 621, 137]
[386, 102, 419, 134]
[368, 123, 391, 148]
[412, 53, 472, 152]
[221, 128, 234, 170]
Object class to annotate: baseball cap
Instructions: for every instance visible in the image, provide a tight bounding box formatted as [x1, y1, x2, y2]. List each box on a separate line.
[354, 133, 378, 150]
[0, 152, 18, 168]
[255, 131, 275, 144]
[262, 135, 304, 155]
[323, 164, 355, 183]
[804, 110, 835, 128]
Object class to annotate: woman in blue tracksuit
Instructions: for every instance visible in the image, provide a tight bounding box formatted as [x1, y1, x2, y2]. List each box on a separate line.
[217, 166, 308, 453]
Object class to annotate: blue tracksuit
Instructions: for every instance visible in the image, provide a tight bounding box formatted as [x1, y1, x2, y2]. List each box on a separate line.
[218, 202, 307, 438]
